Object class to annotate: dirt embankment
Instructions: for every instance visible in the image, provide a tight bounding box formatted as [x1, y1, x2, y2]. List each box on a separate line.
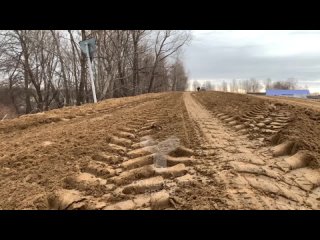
[193, 91, 320, 164]
[186, 92, 320, 210]
[1, 91, 320, 210]
[0, 92, 201, 210]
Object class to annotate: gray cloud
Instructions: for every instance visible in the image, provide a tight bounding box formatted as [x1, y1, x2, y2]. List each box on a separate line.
[183, 31, 320, 92]
[289, 30, 320, 35]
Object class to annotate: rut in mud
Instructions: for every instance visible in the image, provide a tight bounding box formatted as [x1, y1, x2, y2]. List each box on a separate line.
[0, 93, 201, 210]
[0, 91, 319, 209]
[184, 92, 320, 209]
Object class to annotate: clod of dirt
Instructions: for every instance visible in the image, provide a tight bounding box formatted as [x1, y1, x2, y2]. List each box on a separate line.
[285, 151, 316, 170]
[111, 165, 155, 185]
[151, 123, 162, 131]
[82, 160, 116, 178]
[24, 174, 40, 183]
[271, 141, 295, 157]
[154, 163, 187, 178]
[122, 176, 164, 194]
[42, 141, 53, 147]
[150, 190, 170, 209]
[169, 146, 194, 157]
[47, 189, 87, 210]
[92, 152, 121, 164]
[121, 154, 155, 170]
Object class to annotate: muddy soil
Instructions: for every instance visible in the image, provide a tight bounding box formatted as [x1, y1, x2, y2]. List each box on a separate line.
[194, 91, 320, 163]
[0, 91, 319, 209]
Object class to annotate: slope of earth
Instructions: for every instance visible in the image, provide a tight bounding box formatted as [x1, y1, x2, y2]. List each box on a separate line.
[189, 91, 320, 209]
[0, 92, 225, 210]
[194, 91, 320, 163]
[1, 91, 319, 210]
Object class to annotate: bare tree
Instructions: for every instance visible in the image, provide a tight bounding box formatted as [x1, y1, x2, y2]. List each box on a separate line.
[130, 30, 146, 95]
[169, 58, 188, 91]
[272, 78, 298, 90]
[147, 30, 191, 93]
[264, 78, 272, 90]
[51, 30, 70, 106]
[204, 81, 213, 90]
[230, 79, 238, 92]
[249, 78, 262, 93]
[287, 77, 298, 90]
[222, 80, 228, 92]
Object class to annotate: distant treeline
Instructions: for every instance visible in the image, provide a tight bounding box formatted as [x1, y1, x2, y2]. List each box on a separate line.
[192, 78, 304, 93]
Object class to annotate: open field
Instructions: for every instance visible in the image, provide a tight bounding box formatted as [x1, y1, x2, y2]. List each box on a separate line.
[0, 91, 319, 209]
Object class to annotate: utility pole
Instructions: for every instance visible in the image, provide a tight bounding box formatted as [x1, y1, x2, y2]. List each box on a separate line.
[85, 43, 97, 103]
[79, 37, 97, 103]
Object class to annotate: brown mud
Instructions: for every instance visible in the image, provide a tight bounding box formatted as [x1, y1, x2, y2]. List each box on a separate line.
[0, 91, 319, 209]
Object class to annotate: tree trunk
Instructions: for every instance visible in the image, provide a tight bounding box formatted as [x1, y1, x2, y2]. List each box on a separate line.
[77, 30, 87, 105]
[85, 77, 89, 103]
[8, 78, 18, 113]
[51, 30, 70, 106]
[68, 30, 80, 105]
[172, 76, 177, 91]
[24, 67, 31, 114]
[148, 64, 157, 93]
[132, 32, 139, 96]
[17, 31, 43, 111]
[117, 61, 126, 97]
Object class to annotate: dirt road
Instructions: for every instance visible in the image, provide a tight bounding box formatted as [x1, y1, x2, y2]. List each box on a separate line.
[0, 91, 319, 209]
[184, 92, 319, 209]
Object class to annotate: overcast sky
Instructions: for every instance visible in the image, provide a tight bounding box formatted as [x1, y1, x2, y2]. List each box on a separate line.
[183, 30, 320, 93]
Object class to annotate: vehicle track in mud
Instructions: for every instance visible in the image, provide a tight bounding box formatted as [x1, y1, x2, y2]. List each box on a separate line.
[48, 120, 196, 210]
[0, 92, 203, 210]
[187, 92, 320, 209]
[0, 91, 319, 210]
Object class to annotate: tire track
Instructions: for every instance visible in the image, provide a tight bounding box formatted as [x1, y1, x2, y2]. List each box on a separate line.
[184, 92, 320, 209]
[47, 97, 197, 210]
[211, 102, 292, 138]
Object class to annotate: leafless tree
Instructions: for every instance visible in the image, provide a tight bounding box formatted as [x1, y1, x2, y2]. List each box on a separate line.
[272, 78, 298, 90]
[204, 81, 213, 90]
[240, 78, 262, 93]
[169, 58, 188, 91]
[147, 30, 191, 93]
[222, 80, 228, 92]
[249, 78, 262, 93]
[230, 79, 238, 92]
[264, 78, 272, 90]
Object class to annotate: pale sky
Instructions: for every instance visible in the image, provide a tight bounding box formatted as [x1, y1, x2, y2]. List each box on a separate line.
[184, 30, 320, 93]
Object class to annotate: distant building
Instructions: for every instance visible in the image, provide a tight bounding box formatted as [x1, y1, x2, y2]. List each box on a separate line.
[266, 89, 310, 98]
